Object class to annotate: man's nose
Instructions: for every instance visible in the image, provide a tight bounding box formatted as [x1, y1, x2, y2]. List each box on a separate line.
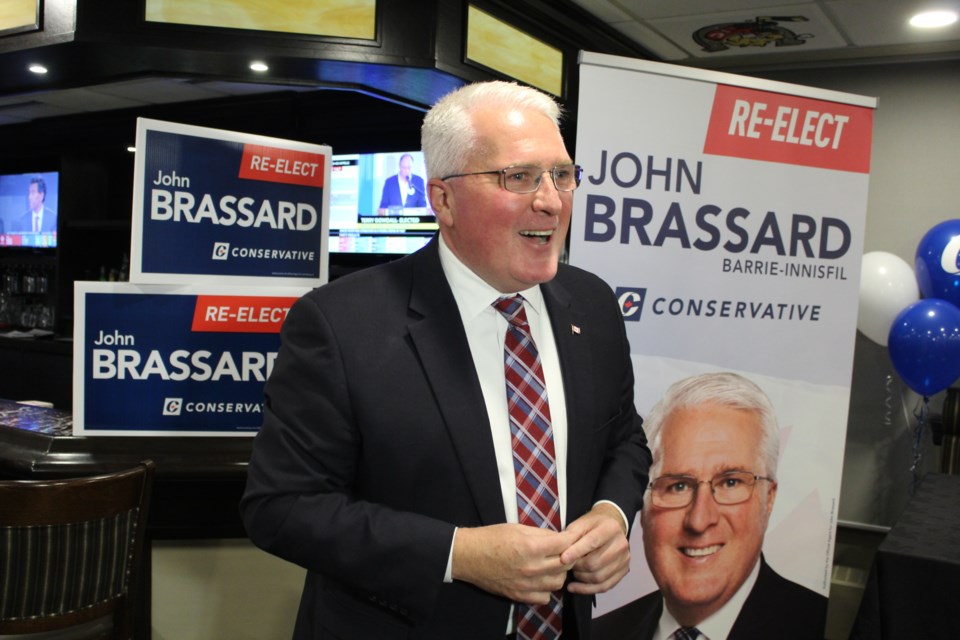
[684, 482, 720, 532]
[532, 172, 563, 214]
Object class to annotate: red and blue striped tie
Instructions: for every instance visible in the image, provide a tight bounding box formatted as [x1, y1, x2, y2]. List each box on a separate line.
[493, 295, 562, 640]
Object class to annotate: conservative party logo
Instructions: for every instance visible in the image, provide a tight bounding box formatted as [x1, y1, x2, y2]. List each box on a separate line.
[212, 242, 230, 260]
[615, 287, 646, 321]
[940, 235, 960, 275]
[163, 397, 183, 415]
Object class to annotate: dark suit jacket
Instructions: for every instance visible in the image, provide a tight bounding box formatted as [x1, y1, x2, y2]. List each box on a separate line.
[13, 207, 56, 233]
[379, 174, 427, 209]
[241, 236, 651, 640]
[593, 556, 827, 640]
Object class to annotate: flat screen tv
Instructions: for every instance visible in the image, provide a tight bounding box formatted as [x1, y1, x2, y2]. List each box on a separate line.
[0, 170, 59, 249]
[328, 150, 437, 261]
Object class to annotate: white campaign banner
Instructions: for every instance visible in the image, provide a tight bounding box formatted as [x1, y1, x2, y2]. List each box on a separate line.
[571, 53, 875, 615]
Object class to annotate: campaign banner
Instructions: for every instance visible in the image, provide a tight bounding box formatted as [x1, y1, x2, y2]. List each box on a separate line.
[572, 53, 875, 619]
[130, 118, 330, 286]
[73, 282, 309, 436]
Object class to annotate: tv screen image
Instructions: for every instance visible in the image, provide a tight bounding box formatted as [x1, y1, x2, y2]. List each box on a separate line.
[0, 170, 59, 249]
[328, 150, 437, 257]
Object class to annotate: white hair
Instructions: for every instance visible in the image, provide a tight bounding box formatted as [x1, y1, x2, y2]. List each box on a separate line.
[644, 372, 780, 483]
[420, 80, 562, 180]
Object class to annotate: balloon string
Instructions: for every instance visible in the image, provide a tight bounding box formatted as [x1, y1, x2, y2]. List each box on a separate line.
[883, 375, 893, 428]
[910, 396, 930, 494]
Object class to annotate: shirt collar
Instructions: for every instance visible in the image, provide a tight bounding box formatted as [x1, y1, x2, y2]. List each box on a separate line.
[656, 558, 761, 640]
[437, 232, 544, 320]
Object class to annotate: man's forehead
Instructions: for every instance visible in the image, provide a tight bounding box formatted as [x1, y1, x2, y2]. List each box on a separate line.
[467, 121, 570, 179]
[659, 405, 764, 464]
[504, 108, 527, 127]
[473, 100, 558, 132]
[665, 403, 761, 430]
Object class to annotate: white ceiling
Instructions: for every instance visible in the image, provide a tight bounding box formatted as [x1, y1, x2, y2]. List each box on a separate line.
[571, 0, 960, 69]
[1, 0, 959, 127]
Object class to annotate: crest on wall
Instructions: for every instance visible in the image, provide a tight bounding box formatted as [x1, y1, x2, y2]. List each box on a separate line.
[645, 4, 845, 61]
[693, 15, 812, 53]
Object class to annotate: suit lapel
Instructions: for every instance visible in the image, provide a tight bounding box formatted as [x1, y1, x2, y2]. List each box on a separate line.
[541, 275, 596, 520]
[405, 240, 507, 525]
[639, 595, 664, 640]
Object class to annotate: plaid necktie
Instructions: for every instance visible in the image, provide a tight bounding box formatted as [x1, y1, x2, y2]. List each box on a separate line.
[493, 295, 562, 640]
[674, 628, 701, 640]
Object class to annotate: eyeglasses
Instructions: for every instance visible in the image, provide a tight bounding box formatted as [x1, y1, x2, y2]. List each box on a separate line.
[440, 164, 583, 193]
[648, 471, 774, 508]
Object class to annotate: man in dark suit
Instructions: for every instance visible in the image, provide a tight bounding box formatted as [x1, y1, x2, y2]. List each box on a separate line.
[241, 80, 651, 640]
[13, 176, 56, 233]
[594, 372, 827, 640]
[593, 556, 825, 640]
[379, 152, 427, 212]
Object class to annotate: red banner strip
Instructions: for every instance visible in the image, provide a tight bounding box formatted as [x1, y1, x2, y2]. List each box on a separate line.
[704, 84, 873, 173]
[191, 295, 298, 333]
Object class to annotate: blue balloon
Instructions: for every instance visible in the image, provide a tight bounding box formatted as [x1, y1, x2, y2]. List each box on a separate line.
[915, 219, 960, 305]
[888, 298, 960, 396]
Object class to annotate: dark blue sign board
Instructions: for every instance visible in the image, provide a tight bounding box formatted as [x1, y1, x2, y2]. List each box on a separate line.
[73, 282, 307, 436]
[130, 118, 330, 286]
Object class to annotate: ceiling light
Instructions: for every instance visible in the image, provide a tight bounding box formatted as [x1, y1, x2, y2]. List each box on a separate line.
[909, 10, 959, 28]
[127, 146, 137, 153]
[28, 64, 48, 74]
[249, 61, 269, 72]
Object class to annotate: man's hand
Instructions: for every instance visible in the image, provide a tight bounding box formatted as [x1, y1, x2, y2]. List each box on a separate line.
[452, 524, 576, 604]
[560, 503, 631, 595]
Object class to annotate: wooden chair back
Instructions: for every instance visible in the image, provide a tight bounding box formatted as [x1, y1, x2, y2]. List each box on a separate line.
[0, 460, 155, 639]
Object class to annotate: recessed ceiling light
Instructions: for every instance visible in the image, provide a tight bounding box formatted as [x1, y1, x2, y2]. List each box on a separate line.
[909, 10, 959, 28]
[249, 61, 269, 72]
[28, 64, 48, 74]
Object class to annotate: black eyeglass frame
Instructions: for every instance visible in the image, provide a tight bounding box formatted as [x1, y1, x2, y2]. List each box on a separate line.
[440, 164, 583, 193]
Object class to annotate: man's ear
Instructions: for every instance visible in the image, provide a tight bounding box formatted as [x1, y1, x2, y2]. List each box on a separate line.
[428, 178, 454, 227]
[765, 480, 778, 515]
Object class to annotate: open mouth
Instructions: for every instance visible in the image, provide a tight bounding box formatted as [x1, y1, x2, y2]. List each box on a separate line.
[520, 229, 553, 245]
[681, 544, 722, 558]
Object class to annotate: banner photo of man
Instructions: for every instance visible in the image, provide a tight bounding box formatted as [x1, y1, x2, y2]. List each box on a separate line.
[593, 372, 827, 639]
[570, 52, 875, 638]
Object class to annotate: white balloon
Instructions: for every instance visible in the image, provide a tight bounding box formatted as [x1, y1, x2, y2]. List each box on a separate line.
[857, 251, 920, 346]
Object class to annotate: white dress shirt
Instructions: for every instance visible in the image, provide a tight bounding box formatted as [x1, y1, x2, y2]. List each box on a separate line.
[438, 233, 570, 528]
[652, 558, 761, 640]
[437, 234, 569, 633]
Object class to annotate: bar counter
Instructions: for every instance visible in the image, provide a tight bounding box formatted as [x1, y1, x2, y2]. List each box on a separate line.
[0, 399, 252, 539]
